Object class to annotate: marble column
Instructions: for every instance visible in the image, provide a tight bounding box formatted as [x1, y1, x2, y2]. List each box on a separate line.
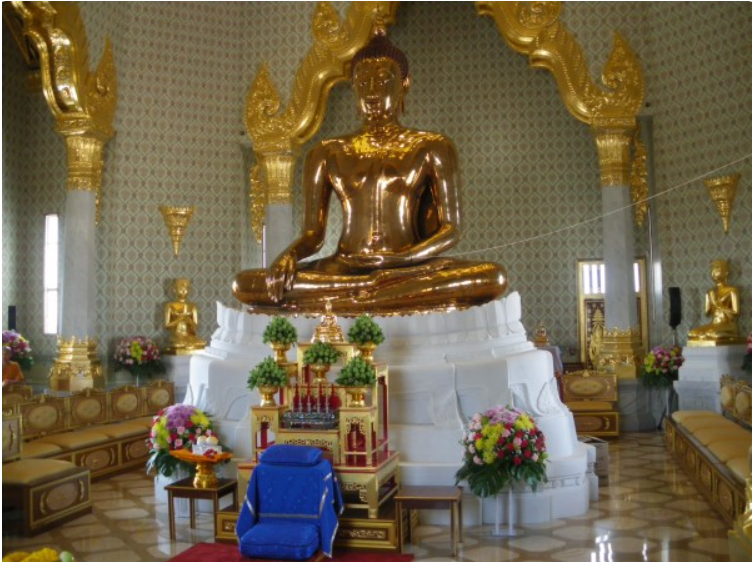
[260, 151, 297, 267]
[60, 190, 97, 337]
[49, 135, 107, 391]
[593, 124, 643, 380]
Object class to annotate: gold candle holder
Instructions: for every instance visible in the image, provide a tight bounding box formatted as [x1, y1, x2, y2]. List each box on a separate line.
[159, 206, 195, 256]
[705, 173, 740, 234]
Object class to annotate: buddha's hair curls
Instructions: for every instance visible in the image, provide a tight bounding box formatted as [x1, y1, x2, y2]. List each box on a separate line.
[350, 26, 409, 84]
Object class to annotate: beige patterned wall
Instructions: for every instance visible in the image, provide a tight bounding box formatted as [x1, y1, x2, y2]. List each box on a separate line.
[2, 26, 68, 362]
[2, 2, 751, 373]
[645, 2, 752, 342]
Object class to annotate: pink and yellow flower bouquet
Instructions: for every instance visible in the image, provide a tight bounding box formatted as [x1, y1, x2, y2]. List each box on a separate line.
[146, 404, 215, 477]
[455, 405, 548, 497]
[642, 345, 684, 387]
[2, 330, 33, 371]
[114, 336, 165, 379]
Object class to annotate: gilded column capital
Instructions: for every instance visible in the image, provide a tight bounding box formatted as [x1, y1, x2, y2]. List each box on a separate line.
[260, 151, 299, 205]
[5, 1, 117, 223]
[593, 124, 634, 187]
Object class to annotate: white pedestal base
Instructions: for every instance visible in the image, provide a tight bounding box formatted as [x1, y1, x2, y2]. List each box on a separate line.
[675, 344, 746, 412]
[187, 294, 593, 525]
[162, 355, 193, 403]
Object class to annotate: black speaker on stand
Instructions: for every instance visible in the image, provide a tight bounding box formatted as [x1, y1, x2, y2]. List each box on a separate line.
[8, 305, 17, 331]
[668, 287, 682, 346]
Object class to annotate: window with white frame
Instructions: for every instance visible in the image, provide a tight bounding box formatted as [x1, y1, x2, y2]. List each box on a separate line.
[43, 214, 59, 335]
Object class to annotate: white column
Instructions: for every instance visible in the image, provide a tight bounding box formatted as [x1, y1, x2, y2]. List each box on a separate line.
[264, 203, 295, 266]
[602, 186, 638, 330]
[60, 190, 97, 338]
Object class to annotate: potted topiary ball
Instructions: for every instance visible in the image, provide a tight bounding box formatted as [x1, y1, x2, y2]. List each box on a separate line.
[302, 341, 342, 384]
[347, 314, 384, 364]
[262, 317, 298, 364]
[336, 356, 377, 407]
[248, 356, 289, 406]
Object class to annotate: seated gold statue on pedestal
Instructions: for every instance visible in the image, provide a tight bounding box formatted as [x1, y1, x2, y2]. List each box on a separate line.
[234, 28, 506, 316]
[164, 278, 206, 355]
[687, 259, 744, 345]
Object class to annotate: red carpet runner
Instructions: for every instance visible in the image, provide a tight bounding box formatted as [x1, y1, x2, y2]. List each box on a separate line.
[168, 543, 414, 562]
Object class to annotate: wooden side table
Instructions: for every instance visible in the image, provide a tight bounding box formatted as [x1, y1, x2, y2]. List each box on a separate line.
[394, 485, 463, 556]
[165, 477, 238, 540]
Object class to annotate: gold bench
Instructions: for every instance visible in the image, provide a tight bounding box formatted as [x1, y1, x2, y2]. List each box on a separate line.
[664, 409, 750, 525]
[2, 459, 91, 535]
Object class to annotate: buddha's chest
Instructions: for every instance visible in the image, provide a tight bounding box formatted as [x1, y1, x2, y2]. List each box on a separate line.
[329, 150, 427, 202]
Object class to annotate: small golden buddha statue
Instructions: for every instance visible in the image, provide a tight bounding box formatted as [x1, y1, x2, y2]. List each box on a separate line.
[233, 28, 506, 316]
[312, 300, 346, 343]
[533, 322, 550, 348]
[164, 278, 206, 355]
[687, 259, 745, 346]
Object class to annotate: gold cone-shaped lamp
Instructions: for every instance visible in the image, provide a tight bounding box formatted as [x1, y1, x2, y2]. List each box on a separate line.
[159, 206, 195, 256]
[705, 173, 740, 234]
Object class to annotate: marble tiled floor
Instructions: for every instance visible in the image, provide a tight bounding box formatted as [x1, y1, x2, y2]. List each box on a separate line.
[2, 433, 733, 561]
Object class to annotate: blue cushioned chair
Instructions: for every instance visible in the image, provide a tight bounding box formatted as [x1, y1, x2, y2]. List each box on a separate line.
[236, 445, 343, 560]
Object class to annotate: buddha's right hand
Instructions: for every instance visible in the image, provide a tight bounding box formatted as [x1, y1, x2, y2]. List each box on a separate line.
[266, 252, 297, 302]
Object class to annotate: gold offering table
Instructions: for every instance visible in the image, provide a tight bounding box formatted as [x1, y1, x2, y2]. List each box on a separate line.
[227, 340, 404, 550]
[242, 359, 399, 519]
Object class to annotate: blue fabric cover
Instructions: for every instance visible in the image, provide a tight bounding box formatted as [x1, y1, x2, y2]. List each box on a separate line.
[237, 446, 343, 559]
[260, 444, 323, 466]
[239, 521, 319, 560]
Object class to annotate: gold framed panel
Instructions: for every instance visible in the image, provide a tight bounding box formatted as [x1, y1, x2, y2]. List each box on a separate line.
[577, 257, 649, 367]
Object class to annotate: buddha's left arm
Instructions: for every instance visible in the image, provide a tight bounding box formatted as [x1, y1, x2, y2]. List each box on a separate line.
[403, 138, 462, 262]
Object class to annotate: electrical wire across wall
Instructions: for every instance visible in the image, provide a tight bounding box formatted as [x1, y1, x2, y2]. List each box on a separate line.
[448, 154, 752, 258]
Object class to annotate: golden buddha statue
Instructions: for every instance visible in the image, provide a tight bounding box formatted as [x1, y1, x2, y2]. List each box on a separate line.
[234, 29, 506, 316]
[164, 278, 206, 355]
[687, 259, 745, 345]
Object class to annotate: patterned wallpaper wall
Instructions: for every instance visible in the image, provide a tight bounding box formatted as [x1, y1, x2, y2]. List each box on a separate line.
[646, 2, 752, 342]
[2, 2, 751, 373]
[2, 26, 68, 363]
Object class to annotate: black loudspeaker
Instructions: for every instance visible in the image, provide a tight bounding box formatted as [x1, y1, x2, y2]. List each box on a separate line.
[7, 306, 16, 331]
[668, 287, 682, 329]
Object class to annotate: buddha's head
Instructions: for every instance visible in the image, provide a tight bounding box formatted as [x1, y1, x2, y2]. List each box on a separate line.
[351, 27, 410, 123]
[173, 278, 191, 300]
[711, 259, 729, 283]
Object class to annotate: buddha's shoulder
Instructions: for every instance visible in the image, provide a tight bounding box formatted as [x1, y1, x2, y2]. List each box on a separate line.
[317, 128, 453, 149]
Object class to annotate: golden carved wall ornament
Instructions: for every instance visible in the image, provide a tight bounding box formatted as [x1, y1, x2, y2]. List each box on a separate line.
[159, 206, 195, 257]
[630, 126, 649, 227]
[705, 173, 740, 234]
[245, 1, 397, 216]
[475, 1, 645, 187]
[249, 164, 266, 243]
[3, 1, 117, 223]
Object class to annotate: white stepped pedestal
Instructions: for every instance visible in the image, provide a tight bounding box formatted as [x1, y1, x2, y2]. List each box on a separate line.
[186, 293, 593, 525]
[675, 344, 747, 412]
[162, 355, 192, 403]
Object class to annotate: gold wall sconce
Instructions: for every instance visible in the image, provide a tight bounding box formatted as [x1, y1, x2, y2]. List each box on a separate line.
[705, 173, 740, 234]
[159, 206, 195, 257]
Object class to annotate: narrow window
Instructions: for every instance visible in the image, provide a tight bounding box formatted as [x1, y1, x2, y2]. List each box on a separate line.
[43, 214, 59, 335]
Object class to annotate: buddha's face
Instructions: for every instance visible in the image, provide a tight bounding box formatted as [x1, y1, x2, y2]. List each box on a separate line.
[353, 58, 405, 123]
[711, 261, 728, 283]
[174, 280, 190, 300]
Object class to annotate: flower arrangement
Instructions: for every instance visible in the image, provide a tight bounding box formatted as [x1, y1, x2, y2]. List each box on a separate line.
[742, 334, 751, 375]
[641, 345, 684, 387]
[336, 356, 376, 387]
[347, 314, 385, 346]
[2, 548, 71, 562]
[2, 330, 33, 371]
[303, 341, 342, 366]
[248, 357, 289, 390]
[114, 336, 165, 379]
[146, 404, 214, 477]
[455, 405, 548, 497]
[262, 317, 298, 345]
